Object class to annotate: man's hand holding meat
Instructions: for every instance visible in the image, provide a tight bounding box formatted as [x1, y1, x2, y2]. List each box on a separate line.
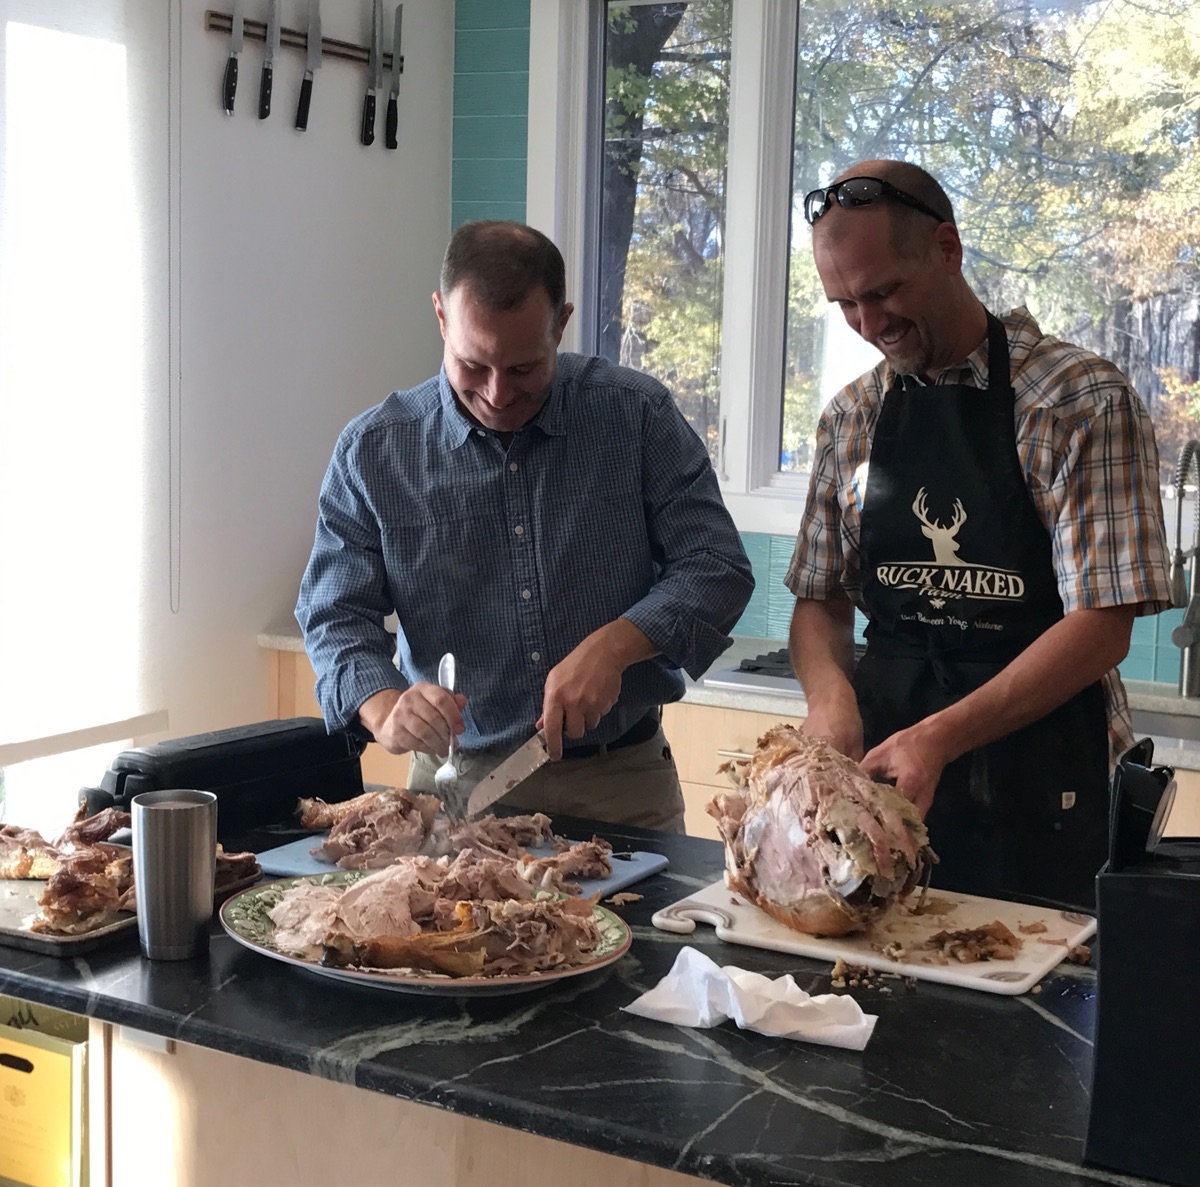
[858, 604, 1138, 820]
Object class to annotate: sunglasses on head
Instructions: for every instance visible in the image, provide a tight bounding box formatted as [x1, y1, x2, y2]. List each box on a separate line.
[803, 176, 947, 227]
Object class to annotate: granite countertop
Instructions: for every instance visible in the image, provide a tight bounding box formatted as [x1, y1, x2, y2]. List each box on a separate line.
[0, 816, 1155, 1187]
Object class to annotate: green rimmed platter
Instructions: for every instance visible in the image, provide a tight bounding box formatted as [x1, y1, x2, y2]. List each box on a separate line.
[219, 871, 633, 996]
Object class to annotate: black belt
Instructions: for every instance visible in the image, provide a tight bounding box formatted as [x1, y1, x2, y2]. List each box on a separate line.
[561, 710, 661, 760]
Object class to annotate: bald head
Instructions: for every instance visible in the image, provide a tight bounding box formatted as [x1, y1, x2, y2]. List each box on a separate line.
[808, 160, 986, 378]
[815, 160, 955, 259]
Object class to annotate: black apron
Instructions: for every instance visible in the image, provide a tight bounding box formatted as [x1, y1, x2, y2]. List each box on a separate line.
[852, 313, 1109, 910]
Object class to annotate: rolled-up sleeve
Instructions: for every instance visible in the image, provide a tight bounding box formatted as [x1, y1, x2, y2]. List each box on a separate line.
[619, 392, 754, 679]
[785, 379, 880, 606]
[1041, 382, 1172, 617]
[785, 407, 847, 602]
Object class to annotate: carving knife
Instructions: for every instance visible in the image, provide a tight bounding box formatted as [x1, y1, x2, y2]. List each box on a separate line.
[295, 0, 322, 132]
[360, 0, 383, 146]
[221, 0, 246, 115]
[385, 4, 403, 150]
[465, 732, 551, 819]
[258, 0, 281, 119]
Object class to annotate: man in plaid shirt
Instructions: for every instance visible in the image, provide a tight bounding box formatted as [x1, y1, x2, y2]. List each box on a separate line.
[786, 160, 1170, 907]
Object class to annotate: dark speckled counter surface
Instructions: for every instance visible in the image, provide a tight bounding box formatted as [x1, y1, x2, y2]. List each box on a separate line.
[0, 816, 1147, 1187]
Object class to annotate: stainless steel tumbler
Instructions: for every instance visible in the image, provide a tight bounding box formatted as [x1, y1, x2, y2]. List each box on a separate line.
[131, 789, 218, 960]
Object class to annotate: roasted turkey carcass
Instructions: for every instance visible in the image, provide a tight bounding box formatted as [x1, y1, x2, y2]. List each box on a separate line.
[707, 726, 934, 937]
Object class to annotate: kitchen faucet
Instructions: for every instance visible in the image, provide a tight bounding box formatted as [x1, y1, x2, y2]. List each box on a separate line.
[1168, 438, 1200, 696]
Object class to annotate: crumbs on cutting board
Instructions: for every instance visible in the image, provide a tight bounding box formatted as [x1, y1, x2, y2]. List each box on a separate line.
[831, 959, 904, 991]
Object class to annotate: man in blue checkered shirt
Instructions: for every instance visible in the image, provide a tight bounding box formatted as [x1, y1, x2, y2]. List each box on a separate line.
[296, 221, 753, 831]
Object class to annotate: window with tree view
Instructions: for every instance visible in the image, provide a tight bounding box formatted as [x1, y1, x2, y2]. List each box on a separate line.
[596, 0, 1198, 487]
[598, 1, 730, 464]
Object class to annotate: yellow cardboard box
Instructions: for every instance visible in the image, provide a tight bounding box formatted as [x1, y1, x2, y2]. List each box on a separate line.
[0, 997, 87, 1187]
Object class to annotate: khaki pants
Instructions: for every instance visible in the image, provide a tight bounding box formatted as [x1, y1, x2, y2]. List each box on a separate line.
[407, 726, 686, 833]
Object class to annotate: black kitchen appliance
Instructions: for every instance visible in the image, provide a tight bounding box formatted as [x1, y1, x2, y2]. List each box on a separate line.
[84, 718, 367, 843]
[1085, 738, 1200, 1186]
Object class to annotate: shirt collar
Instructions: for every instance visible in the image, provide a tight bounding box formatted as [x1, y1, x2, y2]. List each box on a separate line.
[437, 368, 476, 449]
[885, 306, 1041, 390]
[436, 359, 570, 449]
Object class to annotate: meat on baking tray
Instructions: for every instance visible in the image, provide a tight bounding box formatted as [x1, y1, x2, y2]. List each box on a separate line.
[54, 803, 132, 848]
[1, 805, 263, 937]
[30, 845, 134, 934]
[2, 805, 132, 883]
[0, 824, 62, 880]
[708, 726, 935, 937]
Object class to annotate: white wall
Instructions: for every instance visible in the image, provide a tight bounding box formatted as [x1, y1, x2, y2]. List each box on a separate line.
[160, 0, 453, 738]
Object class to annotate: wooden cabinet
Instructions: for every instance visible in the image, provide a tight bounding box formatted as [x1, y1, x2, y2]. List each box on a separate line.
[662, 702, 803, 839]
[266, 647, 410, 788]
[1165, 768, 1200, 837]
[96, 1023, 705, 1187]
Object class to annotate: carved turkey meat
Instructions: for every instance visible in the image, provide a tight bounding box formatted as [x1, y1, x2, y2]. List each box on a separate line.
[707, 726, 935, 937]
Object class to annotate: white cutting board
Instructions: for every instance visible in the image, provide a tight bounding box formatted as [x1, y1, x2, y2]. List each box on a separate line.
[652, 879, 1095, 996]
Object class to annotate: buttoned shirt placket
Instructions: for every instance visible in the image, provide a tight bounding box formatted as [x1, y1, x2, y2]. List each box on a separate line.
[495, 430, 549, 696]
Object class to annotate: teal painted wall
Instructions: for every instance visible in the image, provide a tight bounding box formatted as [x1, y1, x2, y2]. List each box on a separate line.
[452, 0, 529, 228]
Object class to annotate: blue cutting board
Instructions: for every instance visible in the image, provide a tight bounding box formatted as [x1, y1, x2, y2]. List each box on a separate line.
[254, 834, 668, 899]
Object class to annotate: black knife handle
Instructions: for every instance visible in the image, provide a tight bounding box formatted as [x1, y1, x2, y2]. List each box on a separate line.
[385, 95, 398, 149]
[360, 90, 376, 146]
[222, 55, 238, 115]
[258, 63, 273, 119]
[295, 76, 313, 131]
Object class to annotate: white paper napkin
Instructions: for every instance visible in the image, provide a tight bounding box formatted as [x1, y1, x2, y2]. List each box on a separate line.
[623, 946, 877, 1050]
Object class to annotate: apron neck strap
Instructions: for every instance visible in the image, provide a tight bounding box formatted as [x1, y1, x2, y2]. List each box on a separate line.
[984, 311, 1013, 398]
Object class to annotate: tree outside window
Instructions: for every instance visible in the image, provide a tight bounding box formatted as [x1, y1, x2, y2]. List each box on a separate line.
[597, 0, 1200, 485]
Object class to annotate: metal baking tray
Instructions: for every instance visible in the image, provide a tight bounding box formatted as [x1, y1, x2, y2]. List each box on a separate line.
[0, 872, 263, 957]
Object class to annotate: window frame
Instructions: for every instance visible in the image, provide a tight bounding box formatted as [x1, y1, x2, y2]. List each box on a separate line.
[527, 0, 807, 535]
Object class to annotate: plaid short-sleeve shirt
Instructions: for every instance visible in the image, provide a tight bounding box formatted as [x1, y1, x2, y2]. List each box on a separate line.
[785, 307, 1172, 762]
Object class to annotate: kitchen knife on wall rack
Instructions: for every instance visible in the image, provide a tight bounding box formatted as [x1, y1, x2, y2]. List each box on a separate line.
[258, 0, 281, 119]
[360, 0, 383, 146]
[295, 0, 322, 131]
[385, 4, 403, 150]
[205, 7, 399, 139]
[221, 0, 246, 115]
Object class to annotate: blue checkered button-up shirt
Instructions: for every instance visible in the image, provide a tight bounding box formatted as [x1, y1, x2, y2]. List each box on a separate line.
[295, 353, 754, 751]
